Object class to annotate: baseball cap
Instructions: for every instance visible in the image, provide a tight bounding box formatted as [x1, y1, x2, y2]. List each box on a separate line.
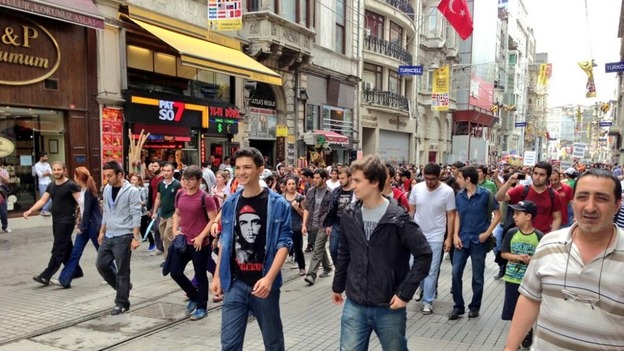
[260, 169, 273, 180]
[565, 167, 576, 175]
[509, 200, 537, 218]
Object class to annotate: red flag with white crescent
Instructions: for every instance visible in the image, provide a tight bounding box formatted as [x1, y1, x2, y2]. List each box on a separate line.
[438, 0, 474, 40]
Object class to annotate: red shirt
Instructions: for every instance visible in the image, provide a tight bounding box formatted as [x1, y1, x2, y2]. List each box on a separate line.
[552, 183, 573, 225]
[508, 185, 562, 234]
[176, 190, 217, 245]
[392, 187, 410, 210]
[149, 175, 164, 204]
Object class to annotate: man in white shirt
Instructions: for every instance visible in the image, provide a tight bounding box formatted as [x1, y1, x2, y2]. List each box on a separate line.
[409, 163, 456, 315]
[33, 152, 52, 216]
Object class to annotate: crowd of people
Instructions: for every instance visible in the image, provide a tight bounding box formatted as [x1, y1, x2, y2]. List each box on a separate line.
[17, 149, 624, 350]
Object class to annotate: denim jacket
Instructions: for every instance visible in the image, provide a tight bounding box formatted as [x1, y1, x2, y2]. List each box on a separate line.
[219, 188, 293, 292]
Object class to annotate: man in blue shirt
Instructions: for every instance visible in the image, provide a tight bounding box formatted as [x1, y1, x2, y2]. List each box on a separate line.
[449, 166, 501, 320]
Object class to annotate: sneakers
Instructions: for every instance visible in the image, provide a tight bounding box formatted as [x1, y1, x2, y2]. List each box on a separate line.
[147, 243, 156, 252]
[151, 249, 163, 256]
[1, 227, 11, 233]
[494, 266, 505, 280]
[212, 296, 223, 303]
[50, 278, 70, 289]
[319, 269, 333, 278]
[448, 308, 465, 320]
[522, 329, 534, 348]
[190, 308, 207, 321]
[298, 269, 306, 276]
[290, 263, 299, 270]
[468, 309, 480, 318]
[186, 301, 197, 314]
[40, 210, 51, 216]
[304, 275, 315, 285]
[414, 286, 423, 301]
[110, 304, 129, 315]
[422, 303, 433, 315]
[33, 275, 49, 286]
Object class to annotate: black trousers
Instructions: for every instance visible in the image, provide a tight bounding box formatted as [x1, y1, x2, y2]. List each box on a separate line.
[40, 221, 76, 280]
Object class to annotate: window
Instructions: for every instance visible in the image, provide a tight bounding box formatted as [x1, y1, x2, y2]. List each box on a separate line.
[509, 53, 517, 64]
[306, 104, 321, 131]
[389, 22, 403, 47]
[335, 0, 345, 54]
[363, 63, 382, 90]
[389, 70, 400, 94]
[365, 11, 384, 38]
[428, 12, 438, 36]
[426, 70, 434, 92]
[246, 0, 260, 11]
[282, 0, 296, 22]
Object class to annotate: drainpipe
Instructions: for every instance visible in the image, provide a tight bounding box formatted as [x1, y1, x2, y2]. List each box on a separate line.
[294, 70, 300, 163]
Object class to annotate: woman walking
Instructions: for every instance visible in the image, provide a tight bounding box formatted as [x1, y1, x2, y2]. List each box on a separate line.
[284, 177, 306, 275]
[212, 170, 230, 208]
[51, 167, 102, 288]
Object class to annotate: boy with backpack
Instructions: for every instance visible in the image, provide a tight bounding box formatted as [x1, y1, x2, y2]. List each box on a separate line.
[500, 200, 543, 349]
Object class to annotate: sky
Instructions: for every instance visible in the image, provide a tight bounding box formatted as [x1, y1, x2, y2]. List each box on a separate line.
[525, 0, 621, 107]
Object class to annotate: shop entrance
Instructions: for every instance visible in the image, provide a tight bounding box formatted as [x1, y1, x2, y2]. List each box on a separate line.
[249, 140, 274, 167]
[0, 108, 65, 212]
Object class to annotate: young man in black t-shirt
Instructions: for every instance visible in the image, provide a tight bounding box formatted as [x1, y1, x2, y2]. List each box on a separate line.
[212, 147, 293, 350]
[25, 161, 81, 285]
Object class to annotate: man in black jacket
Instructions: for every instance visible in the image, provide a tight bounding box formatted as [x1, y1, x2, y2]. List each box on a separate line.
[332, 155, 432, 350]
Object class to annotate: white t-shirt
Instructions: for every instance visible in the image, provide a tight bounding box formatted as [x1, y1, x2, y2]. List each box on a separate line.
[326, 179, 340, 191]
[34, 161, 52, 186]
[409, 182, 456, 242]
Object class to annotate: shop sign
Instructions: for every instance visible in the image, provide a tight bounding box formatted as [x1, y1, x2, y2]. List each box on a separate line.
[0, 14, 61, 85]
[206, 104, 240, 135]
[276, 125, 288, 137]
[248, 107, 277, 139]
[127, 96, 205, 128]
[361, 115, 378, 128]
[0, 137, 15, 157]
[249, 82, 277, 109]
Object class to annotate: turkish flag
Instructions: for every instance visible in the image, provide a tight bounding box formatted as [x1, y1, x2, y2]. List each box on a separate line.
[438, 0, 474, 40]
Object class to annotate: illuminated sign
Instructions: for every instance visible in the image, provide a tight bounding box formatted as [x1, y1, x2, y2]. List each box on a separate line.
[127, 96, 206, 128]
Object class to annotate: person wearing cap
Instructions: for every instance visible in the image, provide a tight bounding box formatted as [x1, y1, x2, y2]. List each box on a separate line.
[211, 147, 293, 350]
[504, 169, 624, 351]
[500, 200, 544, 349]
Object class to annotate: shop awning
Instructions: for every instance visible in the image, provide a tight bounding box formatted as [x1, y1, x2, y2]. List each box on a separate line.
[127, 18, 283, 86]
[0, 0, 104, 30]
[304, 130, 350, 147]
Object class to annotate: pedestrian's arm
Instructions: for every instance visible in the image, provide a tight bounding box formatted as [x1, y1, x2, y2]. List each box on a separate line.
[129, 189, 142, 241]
[397, 221, 433, 301]
[78, 191, 95, 233]
[332, 220, 351, 294]
[172, 208, 181, 236]
[486, 209, 502, 235]
[453, 209, 462, 249]
[152, 192, 161, 218]
[408, 203, 416, 218]
[444, 210, 456, 251]
[551, 210, 562, 231]
[496, 173, 518, 202]
[23, 192, 51, 217]
[504, 296, 541, 351]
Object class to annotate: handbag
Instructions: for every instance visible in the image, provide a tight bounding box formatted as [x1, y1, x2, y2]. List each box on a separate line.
[485, 235, 497, 253]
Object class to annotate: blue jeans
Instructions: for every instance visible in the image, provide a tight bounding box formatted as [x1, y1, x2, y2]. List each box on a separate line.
[329, 223, 341, 265]
[421, 241, 443, 304]
[492, 224, 504, 256]
[221, 279, 284, 351]
[0, 198, 7, 230]
[58, 222, 99, 286]
[340, 299, 408, 351]
[38, 183, 52, 212]
[451, 242, 487, 312]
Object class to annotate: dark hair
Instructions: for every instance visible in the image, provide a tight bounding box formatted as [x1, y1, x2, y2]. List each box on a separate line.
[551, 169, 561, 177]
[574, 169, 622, 201]
[385, 163, 396, 178]
[103, 160, 124, 175]
[38, 151, 47, 159]
[424, 163, 441, 176]
[330, 168, 338, 175]
[401, 170, 411, 178]
[162, 163, 174, 171]
[350, 155, 387, 192]
[460, 166, 478, 185]
[234, 147, 264, 167]
[314, 168, 328, 180]
[302, 168, 314, 178]
[183, 165, 202, 180]
[451, 161, 465, 168]
[476, 164, 488, 174]
[533, 161, 552, 178]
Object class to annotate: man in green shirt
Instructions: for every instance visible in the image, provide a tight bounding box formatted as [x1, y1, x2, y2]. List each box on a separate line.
[152, 164, 182, 263]
[477, 165, 498, 195]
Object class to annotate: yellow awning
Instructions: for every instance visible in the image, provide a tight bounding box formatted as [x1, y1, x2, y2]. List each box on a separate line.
[128, 18, 283, 86]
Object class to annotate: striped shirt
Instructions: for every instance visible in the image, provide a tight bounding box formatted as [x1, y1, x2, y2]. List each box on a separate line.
[519, 224, 624, 350]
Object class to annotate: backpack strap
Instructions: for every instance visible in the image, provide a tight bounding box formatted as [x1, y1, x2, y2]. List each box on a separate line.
[174, 190, 183, 208]
[487, 189, 494, 215]
[521, 185, 530, 200]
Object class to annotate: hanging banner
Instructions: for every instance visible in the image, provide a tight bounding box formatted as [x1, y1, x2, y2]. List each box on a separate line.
[432, 65, 450, 111]
[207, 0, 243, 31]
[537, 63, 552, 88]
[578, 61, 596, 98]
[101, 108, 124, 166]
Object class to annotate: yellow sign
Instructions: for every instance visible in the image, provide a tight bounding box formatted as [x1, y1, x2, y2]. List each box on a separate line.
[208, 0, 243, 31]
[276, 125, 288, 137]
[0, 16, 61, 86]
[432, 65, 449, 111]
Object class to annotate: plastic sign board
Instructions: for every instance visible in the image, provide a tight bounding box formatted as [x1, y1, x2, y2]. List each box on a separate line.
[599, 121, 613, 127]
[398, 66, 424, 76]
[514, 122, 527, 127]
[523, 151, 537, 166]
[605, 62, 624, 73]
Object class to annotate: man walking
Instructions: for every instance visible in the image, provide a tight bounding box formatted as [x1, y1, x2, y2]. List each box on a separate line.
[212, 147, 292, 350]
[33, 152, 52, 216]
[332, 155, 432, 350]
[550, 169, 573, 228]
[302, 169, 333, 285]
[323, 168, 354, 265]
[25, 161, 81, 285]
[505, 169, 624, 350]
[0, 166, 10, 233]
[96, 160, 142, 315]
[449, 166, 501, 320]
[147, 161, 164, 254]
[152, 164, 182, 263]
[409, 163, 456, 315]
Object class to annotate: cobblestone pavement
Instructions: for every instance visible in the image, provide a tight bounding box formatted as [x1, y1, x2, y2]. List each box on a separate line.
[1, 218, 511, 350]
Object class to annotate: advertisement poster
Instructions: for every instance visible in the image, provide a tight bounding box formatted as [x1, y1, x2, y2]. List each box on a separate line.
[208, 0, 242, 31]
[249, 107, 277, 139]
[101, 107, 124, 166]
[432, 65, 450, 111]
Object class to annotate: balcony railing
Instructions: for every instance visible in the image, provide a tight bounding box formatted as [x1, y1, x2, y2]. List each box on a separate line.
[364, 35, 412, 65]
[378, 0, 415, 20]
[362, 89, 409, 110]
